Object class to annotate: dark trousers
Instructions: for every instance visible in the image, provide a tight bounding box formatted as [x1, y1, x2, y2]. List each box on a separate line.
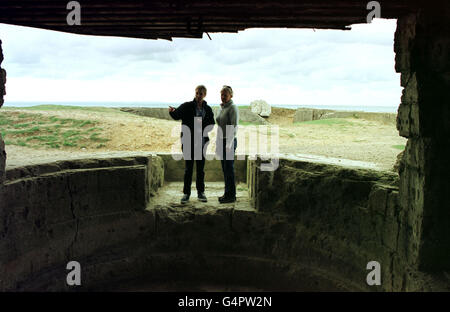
[183, 157, 205, 196]
[221, 138, 237, 197]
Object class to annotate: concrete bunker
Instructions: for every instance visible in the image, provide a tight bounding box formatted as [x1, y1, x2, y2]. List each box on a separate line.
[0, 1, 449, 291]
[0, 152, 408, 291]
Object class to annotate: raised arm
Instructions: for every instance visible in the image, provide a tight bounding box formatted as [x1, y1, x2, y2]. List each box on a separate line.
[169, 103, 185, 120]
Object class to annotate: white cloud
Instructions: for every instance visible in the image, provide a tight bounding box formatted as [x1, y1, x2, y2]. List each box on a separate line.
[0, 19, 401, 107]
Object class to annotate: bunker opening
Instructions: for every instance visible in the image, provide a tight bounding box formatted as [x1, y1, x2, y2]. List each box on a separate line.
[0, 1, 449, 292]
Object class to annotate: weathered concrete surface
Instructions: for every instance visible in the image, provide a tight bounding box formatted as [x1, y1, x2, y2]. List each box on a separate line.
[0, 40, 7, 278]
[393, 150, 405, 173]
[0, 154, 165, 291]
[5, 151, 159, 171]
[395, 7, 450, 271]
[294, 108, 397, 124]
[0, 166, 148, 290]
[2, 4, 450, 292]
[149, 155, 164, 196]
[147, 181, 252, 210]
[3, 7, 450, 288]
[247, 156, 448, 291]
[101, 182, 369, 291]
[294, 108, 332, 122]
[0, 39, 6, 187]
[6, 181, 364, 291]
[2, 153, 449, 291]
[0, 39, 5, 109]
[5, 153, 159, 180]
[274, 153, 380, 170]
[0, 134, 4, 187]
[93, 182, 449, 292]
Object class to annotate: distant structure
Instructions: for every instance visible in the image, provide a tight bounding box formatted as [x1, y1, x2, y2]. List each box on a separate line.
[250, 100, 271, 117]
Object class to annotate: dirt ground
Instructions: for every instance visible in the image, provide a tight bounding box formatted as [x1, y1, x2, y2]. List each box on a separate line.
[2, 106, 406, 171]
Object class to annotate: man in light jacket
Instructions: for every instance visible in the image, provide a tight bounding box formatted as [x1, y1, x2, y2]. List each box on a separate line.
[215, 85, 239, 203]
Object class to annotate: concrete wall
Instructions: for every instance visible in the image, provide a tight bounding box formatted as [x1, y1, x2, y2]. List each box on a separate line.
[1, 152, 447, 291]
[2, 153, 368, 291]
[294, 108, 397, 124]
[0, 39, 6, 187]
[0, 40, 7, 271]
[247, 156, 433, 291]
[158, 153, 247, 184]
[395, 7, 450, 271]
[0, 155, 163, 290]
[2, 6, 450, 290]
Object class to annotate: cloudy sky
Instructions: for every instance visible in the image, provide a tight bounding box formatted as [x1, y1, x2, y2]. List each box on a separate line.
[0, 19, 401, 107]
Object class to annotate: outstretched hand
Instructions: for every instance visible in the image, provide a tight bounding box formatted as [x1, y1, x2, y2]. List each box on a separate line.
[168, 106, 175, 113]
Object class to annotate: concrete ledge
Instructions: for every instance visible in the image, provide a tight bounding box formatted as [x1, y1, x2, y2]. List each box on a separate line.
[5, 153, 158, 181]
[11, 206, 369, 292]
[158, 153, 247, 183]
[0, 154, 165, 291]
[14, 202, 440, 292]
[246, 156, 433, 291]
[1, 153, 445, 291]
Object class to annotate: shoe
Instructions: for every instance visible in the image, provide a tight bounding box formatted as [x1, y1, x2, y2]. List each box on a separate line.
[198, 192, 207, 202]
[219, 196, 236, 204]
[218, 194, 226, 201]
[181, 194, 190, 204]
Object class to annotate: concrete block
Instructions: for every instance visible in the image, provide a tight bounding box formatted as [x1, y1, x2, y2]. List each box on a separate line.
[383, 218, 399, 251]
[368, 185, 388, 216]
[293, 109, 313, 123]
[401, 72, 418, 103]
[148, 155, 164, 196]
[394, 14, 417, 73]
[386, 190, 399, 219]
[0, 134, 5, 185]
[396, 103, 410, 138]
[72, 210, 155, 258]
[409, 104, 420, 137]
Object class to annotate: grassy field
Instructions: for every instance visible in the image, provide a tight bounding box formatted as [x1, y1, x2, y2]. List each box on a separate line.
[391, 144, 406, 150]
[0, 110, 110, 149]
[238, 121, 261, 126]
[1, 105, 406, 171]
[6, 104, 124, 114]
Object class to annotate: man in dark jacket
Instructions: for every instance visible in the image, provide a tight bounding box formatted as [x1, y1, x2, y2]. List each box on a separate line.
[169, 85, 215, 204]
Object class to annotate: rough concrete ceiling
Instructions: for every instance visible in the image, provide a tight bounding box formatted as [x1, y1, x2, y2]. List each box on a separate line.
[0, 1, 421, 40]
